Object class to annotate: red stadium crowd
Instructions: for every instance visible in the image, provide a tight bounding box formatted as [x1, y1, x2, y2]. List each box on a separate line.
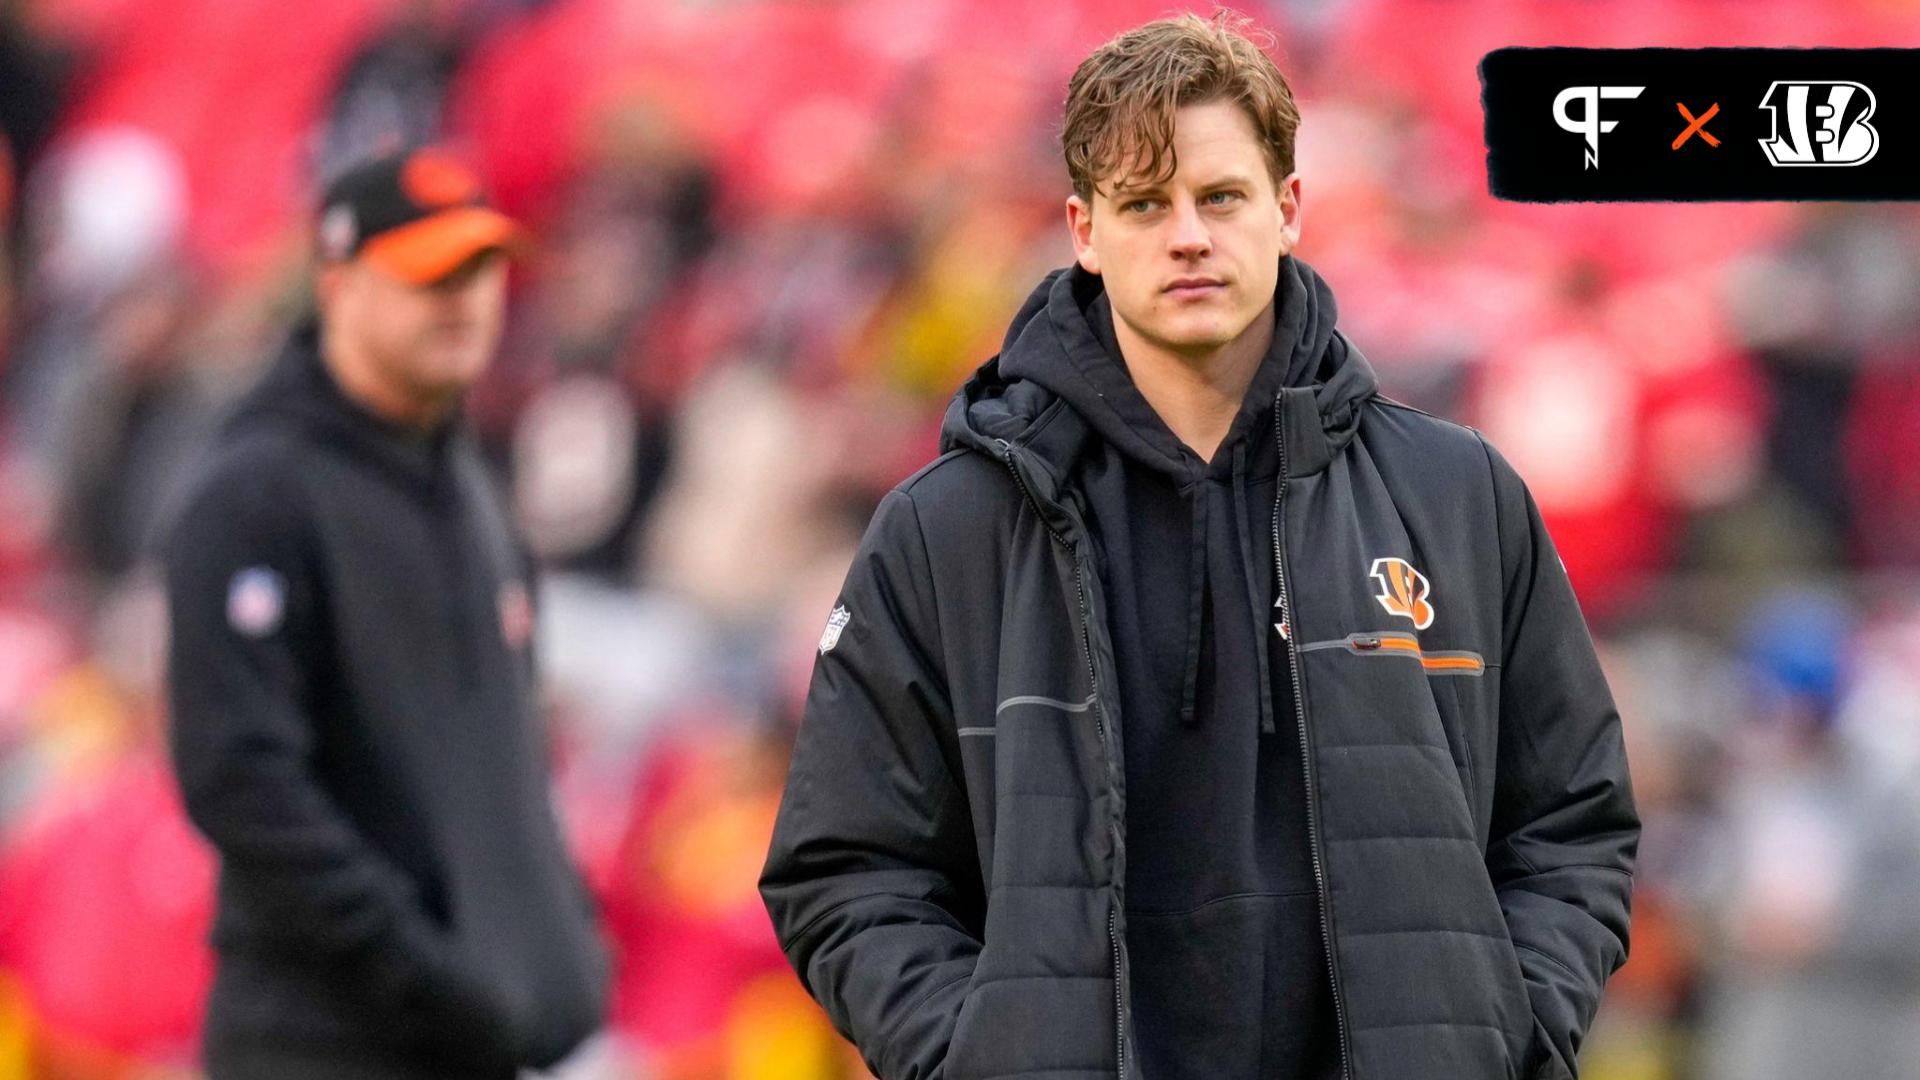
[2, 1, 1920, 1077]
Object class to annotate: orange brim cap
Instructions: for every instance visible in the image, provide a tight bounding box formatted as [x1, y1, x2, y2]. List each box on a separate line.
[358, 206, 530, 285]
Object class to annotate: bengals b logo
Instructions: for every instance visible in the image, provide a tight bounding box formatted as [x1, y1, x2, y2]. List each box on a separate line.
[1370, 557, 1435, 630]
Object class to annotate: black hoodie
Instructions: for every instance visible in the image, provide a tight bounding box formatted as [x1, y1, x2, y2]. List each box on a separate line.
[1002, 259, 1343, 1077]
[162, 323, 609, 1077]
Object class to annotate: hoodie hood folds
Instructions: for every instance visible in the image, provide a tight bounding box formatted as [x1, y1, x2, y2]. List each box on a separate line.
[941, 254, 1379, 732]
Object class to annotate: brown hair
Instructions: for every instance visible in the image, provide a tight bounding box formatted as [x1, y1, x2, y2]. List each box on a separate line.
[1062, 9, 1301, 202]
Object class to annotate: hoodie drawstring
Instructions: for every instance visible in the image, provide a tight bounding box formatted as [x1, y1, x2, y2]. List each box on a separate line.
[1232, 442, 1279, 735]
[1177, 480, 1208, 727]
[1176, 441, 1281, 736]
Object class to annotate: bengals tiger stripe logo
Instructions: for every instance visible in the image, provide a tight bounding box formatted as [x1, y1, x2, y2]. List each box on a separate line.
[1369, 557, 1435, 630]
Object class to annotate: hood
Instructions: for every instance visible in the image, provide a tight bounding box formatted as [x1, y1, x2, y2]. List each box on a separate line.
[942, 253, 1375, 478]
[940, 254, 1379, 732]
[226, 317, 465, 492]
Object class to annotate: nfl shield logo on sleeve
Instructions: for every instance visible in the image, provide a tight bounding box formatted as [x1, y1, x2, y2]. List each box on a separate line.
[819, 604, 851, 655]
[227, 567, 286, 638]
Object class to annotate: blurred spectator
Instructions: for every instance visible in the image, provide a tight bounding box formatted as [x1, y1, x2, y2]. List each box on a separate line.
[316, 0, 556, 182]
[317, 1, 472, 179]
[47, 261, 217, 590]
[1696, 593, 1920, 1080]
[2, 127, 189, 468]
[1725, 209, 1920, 562]
[484, 134, 718, 581]
[0, 1, 74, 242]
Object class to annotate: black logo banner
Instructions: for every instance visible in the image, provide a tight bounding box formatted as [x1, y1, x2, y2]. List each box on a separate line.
[1481, 48, 1920, 201]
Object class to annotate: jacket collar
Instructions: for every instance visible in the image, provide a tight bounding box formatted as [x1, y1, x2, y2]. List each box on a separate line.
[941, 254, 1377, 486]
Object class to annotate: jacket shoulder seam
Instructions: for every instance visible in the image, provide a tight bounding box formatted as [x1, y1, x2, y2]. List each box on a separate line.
[1369, 395, 1483, 440]
[898, 444, 1035, 518]
[896, 486, 948, 676]
[895, 448, 977, 496]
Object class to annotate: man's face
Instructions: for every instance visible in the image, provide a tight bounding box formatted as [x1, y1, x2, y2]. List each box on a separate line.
[1067, 99, 1301, 360]
[323, 250, 509, 403]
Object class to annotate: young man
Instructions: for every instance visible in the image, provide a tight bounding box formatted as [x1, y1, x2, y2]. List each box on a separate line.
[163, 148, 609, 1079]
[761, 13, 1637, 1080]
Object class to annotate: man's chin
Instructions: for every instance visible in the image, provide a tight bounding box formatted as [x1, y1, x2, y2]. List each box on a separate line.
[1147, 322, 1239, 356]
[416, 351, 489, 392]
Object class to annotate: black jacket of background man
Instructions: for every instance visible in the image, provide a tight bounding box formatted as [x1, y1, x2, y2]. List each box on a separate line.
[163, 322, 609, 1079]
[760, 256, 1638, 1080]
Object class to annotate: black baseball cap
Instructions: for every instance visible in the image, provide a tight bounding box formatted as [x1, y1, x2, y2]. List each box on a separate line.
[316, 146, 527, 285]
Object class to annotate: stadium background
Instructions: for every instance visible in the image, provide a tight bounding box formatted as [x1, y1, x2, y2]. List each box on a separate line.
[2, 0, 1920, 1077]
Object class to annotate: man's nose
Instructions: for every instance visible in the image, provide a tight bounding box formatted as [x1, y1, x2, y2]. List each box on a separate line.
[1166, 197, 1211, 259]
[438, 276, 488, 311]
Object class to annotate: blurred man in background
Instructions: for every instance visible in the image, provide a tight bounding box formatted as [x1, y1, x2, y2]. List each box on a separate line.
[161, 146, 608, 1080]
[762, 12, 1636, 1080]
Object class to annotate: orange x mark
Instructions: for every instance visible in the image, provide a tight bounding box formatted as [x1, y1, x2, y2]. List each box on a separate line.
[1673, 102, 1720, 149]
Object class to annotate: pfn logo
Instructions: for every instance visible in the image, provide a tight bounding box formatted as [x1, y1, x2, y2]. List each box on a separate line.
[1553, 85, 1645, 169]
[1370, 557, 1436, 630]
[1758, 81, 1879, 167]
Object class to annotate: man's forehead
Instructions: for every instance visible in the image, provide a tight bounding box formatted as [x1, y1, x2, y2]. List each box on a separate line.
[1098, 114, 1270, 194]
[1102, 151, 1264, 196]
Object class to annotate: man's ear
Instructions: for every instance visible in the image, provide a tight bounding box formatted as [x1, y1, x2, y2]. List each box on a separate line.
[1066, 194, 1100, 275]
[1275, 171, 1303, 256]
[314, 260, 354, 320]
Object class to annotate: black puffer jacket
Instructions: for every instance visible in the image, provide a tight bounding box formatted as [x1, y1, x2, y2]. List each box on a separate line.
[761, 256, 1637, 1080]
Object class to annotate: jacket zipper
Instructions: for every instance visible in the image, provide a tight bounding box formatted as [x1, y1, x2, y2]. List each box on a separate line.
[998, 439, 1127, 1080]
[1272, 403, 1354, 1080]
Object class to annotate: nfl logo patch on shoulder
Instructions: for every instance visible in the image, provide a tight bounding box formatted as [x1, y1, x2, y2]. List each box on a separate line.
[819, 604, 851, 655]
[227, 567, 286, 638]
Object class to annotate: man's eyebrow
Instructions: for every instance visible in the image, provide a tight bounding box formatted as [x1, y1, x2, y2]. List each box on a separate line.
[1106, 173, 1257, 198]
[1199, 173, 1257, 191]
[1106, 177, 1167, 198]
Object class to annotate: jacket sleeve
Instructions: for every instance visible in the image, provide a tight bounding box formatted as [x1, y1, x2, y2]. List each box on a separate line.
[1478, 436, 1640, 1080]
[162, 459, 517, 1055]
[760, 488, 983, 1080]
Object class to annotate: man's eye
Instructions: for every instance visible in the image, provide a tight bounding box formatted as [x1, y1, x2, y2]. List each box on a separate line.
[1205, 190, 1242, 205]
[1123, 199, 1157, 213]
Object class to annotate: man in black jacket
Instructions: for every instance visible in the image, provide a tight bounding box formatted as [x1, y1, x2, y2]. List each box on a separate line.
[761, 13, 1636, 1080]
[163, 147, 609, 1079]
